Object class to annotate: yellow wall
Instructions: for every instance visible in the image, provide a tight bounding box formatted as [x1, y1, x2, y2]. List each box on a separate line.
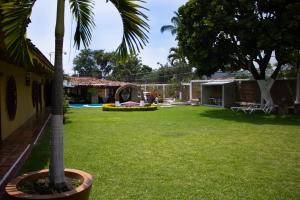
[0, 60, 47, 140]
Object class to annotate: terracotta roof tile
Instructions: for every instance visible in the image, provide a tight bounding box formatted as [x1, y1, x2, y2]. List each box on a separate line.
[68, 77, 128, 87]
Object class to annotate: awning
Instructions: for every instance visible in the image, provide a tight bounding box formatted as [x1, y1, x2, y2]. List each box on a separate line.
[202, 81, 234, 86]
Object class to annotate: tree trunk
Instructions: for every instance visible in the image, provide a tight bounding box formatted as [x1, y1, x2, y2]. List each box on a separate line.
[295, 73, 300, 104]
[295, 72, 300, 114]
[49, 0, 66, 191]
[257, 79, 275, 107]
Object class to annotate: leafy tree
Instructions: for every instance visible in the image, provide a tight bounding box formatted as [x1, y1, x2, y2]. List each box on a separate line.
[177, 0, 300, 107]
[93, 50, 117, 79]
[0, 0, 149, 191]
[109, 54, 144, 82]
[72, 49, 117, 78]
[73, 49, 100, 77]
[168, 47, 187, 65]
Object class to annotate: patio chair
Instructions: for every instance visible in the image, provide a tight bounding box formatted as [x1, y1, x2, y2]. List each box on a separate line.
[247, 104, 276, 114]
[230, 102, 253, 112]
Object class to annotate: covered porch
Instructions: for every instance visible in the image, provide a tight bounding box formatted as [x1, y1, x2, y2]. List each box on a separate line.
[201, 81, 236, 107]
[64, 77, 127, 104]
[0, 110, 50, 193]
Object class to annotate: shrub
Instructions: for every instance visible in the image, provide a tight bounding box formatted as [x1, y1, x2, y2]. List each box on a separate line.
[102, 104, 158, 111]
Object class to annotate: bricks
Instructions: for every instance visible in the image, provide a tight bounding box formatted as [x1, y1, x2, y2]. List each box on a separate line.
[0, 111, 50, 194]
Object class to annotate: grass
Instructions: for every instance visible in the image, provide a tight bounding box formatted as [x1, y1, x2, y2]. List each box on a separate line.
[21, 106, 300, 200]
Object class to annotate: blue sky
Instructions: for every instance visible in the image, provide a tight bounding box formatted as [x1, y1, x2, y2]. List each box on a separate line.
[28, 0, 188, 74]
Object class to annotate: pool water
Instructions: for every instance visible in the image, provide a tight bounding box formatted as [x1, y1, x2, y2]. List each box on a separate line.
[69, 104, 102, 108]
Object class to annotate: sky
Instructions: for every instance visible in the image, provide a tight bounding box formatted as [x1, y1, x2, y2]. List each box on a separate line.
[27, 0, 188, 75]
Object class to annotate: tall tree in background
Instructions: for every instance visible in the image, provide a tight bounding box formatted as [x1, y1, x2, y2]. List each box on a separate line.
[168, 47, 187, 65]
[160, 11, 179, 35]
[1, 0, 149, 191]
[93, 50, 116, 79]
[109, 54, 145, 82]
[73, 49, 100, 77]
[177, 0, 300, 108]
[73, 49, 116, 78]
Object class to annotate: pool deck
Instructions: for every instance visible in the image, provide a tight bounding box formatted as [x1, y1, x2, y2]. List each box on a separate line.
[0, 110, 50, 194]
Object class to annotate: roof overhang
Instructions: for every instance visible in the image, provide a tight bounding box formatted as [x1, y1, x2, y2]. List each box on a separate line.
[202, 81, 234, 86]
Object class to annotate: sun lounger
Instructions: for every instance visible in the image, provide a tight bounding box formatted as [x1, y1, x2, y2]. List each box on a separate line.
[231, 103, 275, 114]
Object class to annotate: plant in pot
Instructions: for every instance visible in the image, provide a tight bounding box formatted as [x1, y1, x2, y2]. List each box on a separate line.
[0, 0, 149, 199]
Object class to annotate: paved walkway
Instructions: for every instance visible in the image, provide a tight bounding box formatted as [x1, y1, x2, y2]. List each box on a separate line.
[0, 110, 50, 193]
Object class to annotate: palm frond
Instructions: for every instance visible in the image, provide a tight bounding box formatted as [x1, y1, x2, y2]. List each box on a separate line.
[0, 0, 35, 66]
[69, 0, 95, 49]
[160, 25, 175, 34]
[108, 0, 149, 61]
[171, 11, 179, 25]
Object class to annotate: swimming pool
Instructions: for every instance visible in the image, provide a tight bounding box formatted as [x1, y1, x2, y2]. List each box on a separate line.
[69, 104, 102, 108]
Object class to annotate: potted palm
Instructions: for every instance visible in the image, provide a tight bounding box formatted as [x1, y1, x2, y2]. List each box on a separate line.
[0, 0, 149, 199]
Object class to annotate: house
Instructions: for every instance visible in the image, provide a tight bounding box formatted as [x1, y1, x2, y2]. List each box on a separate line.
[64, 77, 128, 104]
[0, 43, 53, 192]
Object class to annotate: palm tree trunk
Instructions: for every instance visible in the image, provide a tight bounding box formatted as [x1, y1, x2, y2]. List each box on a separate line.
[49, 0, 66, 190]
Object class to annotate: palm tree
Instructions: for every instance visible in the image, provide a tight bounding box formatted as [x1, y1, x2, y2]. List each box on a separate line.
[1, 0, 149, 191]
[160, 11, 179, 35]
[167, 47, 186, 65]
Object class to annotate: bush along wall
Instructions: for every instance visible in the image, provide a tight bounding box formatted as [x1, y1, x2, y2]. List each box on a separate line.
[102, 104, 158, 111]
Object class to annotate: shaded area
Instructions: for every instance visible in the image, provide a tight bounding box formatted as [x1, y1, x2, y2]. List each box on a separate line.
[199, 108, 300, 126]
[0, 111, 50, 194]
[19, 127, 50, 174]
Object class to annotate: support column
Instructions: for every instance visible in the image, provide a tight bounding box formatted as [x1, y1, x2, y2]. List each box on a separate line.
[104, 87, 107, 97]
[163, 84, 165, 100]
[189, 81, 193, 101]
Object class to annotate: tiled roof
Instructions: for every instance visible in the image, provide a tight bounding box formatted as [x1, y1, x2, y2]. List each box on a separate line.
[67, 76, 128, 87]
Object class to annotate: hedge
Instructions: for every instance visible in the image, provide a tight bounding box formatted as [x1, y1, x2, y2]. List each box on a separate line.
[102, 104, 158, 111]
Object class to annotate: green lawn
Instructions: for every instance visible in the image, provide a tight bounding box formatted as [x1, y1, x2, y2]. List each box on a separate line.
[22, 106, 300, 200]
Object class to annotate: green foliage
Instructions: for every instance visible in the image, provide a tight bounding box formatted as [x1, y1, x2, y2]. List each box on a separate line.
[102, 103, 158, 111]
[177, 0, 300, 80]
[0, 0, 149, 66]
[166, 77, 182, 98]
[72, 49, 152, 81]
[109, 0, 149, 60]
[69, 0, 95, 49]
[109, 54, 151, 82]
[149, 62, 194, 84]
[160, 11, 179, 35]
[0, 0, 35, 67]
[279, 50, 300, 78]
[93, 50, 117, 79]
[167, 47, 187, 66]
[73, 49, 101, 77]
[63, 96, 69, 124]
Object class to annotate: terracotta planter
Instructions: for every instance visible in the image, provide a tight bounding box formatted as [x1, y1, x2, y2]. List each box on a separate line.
[5, 169, 93, 200]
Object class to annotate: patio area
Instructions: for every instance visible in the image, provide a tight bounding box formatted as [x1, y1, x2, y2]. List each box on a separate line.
[0, 110, 50, 193]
